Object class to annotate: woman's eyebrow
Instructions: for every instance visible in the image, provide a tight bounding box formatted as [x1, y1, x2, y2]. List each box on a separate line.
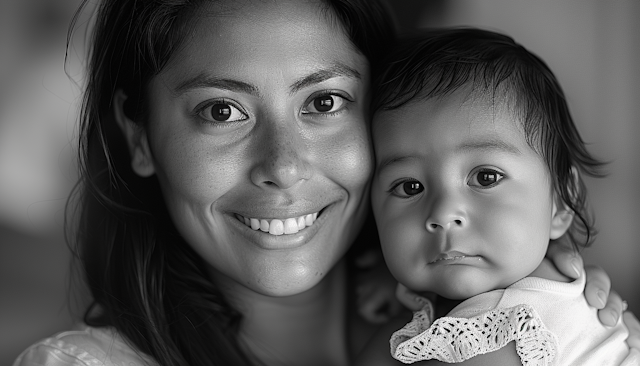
[173, 74, 260, 96]
[172, 63, 360, 96]
[289, 63, 361, 94]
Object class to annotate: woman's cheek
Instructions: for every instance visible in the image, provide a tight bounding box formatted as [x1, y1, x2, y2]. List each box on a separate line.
[154, 130, 240, 199]
[323, 123, 374, 189]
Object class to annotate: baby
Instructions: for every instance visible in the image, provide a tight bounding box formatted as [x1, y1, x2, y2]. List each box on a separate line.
[360, 28, 630, 365]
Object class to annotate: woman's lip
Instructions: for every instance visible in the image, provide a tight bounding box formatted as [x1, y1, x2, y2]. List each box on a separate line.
[234, 211, 320, 235]
[226, 203, 334, 250]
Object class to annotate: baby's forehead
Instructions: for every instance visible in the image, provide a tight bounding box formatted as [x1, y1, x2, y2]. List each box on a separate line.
[371, 88, 536, 159]
[373, 87, 523, 130]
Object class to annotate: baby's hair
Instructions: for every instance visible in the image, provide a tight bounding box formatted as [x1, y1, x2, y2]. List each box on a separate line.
[373, 28, 606, 250]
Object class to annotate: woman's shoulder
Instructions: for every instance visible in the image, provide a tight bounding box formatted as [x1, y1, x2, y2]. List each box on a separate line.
[13, 324, 156, 366]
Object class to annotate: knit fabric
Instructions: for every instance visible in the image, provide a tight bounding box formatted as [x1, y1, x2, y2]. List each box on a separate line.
[390, 270, 629, 365]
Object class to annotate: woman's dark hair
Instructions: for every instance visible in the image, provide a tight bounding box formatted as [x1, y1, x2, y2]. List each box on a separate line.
[373, 28, 606, 250]
[65, 1, 395, 365]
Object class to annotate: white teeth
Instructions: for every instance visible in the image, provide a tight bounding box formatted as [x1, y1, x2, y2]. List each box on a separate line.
[260, 219, 269, 232]
[284, 218, 299, 234]
[237, 212, 320, 235]
[269, 219, 284, 235]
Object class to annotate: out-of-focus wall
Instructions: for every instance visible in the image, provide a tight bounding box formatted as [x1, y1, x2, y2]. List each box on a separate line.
[0, 0, 83, 364]
[0, 0, 81, 234]
[387, 0, 640, 315]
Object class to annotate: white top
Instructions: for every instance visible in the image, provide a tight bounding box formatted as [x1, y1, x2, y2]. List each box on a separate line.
[13, 325, 155, 366]
[390, 270, 630, 365]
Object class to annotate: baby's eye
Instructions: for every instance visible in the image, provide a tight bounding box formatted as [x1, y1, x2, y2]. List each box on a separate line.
[302, 94, 348, 115]
[469, 169, 505, 188]
[198, 101, 248, 123]
[391, 180, 424, 197]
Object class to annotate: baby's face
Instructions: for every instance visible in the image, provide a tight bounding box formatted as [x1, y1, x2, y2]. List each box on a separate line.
[371, 89, 565, 300]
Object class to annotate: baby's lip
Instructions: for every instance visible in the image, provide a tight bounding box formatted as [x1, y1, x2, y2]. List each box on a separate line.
[429, 251, 476, 264]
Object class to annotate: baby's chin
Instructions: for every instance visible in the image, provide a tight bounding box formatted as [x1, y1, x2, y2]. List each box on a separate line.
[426, 281, 494, 301]
[435, 290, 481, 301]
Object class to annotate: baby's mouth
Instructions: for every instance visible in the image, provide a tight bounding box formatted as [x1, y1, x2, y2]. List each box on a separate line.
[429, 255, 468, 264]
[235, 211, 319, 235]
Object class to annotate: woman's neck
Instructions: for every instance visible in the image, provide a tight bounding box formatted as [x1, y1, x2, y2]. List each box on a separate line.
[217, 259, 350, 366]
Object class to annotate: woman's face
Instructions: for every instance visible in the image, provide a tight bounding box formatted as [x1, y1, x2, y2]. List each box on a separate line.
[135, 0, 372, 296]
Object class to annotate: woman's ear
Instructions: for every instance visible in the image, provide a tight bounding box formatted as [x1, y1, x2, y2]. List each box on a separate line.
[113, 89, 155, 177]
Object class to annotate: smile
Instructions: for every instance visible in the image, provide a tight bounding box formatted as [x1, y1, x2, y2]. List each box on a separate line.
[235, 212, 319, 235]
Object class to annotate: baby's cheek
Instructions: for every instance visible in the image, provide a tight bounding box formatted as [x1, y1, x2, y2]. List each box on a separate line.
[380, 214, 428, 285]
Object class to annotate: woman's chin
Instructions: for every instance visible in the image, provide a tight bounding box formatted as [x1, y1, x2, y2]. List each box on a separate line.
[243, 262, 336, 298]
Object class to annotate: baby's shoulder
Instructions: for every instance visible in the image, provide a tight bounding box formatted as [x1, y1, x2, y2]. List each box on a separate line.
[528, 257, 572, 283]
[13, 325, 154, 366]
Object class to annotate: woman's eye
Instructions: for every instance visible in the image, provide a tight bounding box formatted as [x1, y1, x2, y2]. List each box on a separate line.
[391, 180, 424, 197]
[469, 169, 505, 188]
[302, 94, 347, 115]
[198, 101, 247, 123]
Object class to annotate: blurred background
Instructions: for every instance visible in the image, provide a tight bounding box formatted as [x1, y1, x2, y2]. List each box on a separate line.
[1, 0, 638, 364]
[1, 0, 84, 365]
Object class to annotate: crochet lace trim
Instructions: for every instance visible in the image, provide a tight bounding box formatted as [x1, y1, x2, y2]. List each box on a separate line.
[390, 301, 558, 365]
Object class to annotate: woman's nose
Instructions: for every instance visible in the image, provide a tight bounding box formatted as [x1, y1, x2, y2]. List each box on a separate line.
[425, 194, 467, 233]
[250, 120, 312, 189]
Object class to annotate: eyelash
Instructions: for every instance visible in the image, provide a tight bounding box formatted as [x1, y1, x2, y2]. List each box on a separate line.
[386, 167, 506, 198]
[301, 90, 353, 117]
[193, 89, 353, 127]
[468, 167, 506, 189]
[194, 98, 248, 125]
[388, 178, 424, 198]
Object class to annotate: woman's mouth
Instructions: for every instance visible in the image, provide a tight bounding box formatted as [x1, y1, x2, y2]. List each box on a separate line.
[235, 212, 319, 235]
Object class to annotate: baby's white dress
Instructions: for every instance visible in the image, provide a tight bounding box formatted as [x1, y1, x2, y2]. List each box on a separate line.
[391, 270, 629, 365]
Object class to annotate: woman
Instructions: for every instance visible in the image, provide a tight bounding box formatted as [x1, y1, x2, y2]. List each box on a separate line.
[14, 0, 638, 365]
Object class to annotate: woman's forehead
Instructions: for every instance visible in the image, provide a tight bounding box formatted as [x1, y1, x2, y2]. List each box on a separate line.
[197, 0, 327, 19]
[159, 0, 368, 92]
[184, 0, 342, 48]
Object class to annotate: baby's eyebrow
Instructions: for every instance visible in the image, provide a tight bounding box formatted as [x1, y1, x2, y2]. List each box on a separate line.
[173, 74, 260, 96]
[457, 140, 522, 155]
[377, 155, 419, 172]
[289, 63, 361, 94]
[376, 140, 521, 173]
